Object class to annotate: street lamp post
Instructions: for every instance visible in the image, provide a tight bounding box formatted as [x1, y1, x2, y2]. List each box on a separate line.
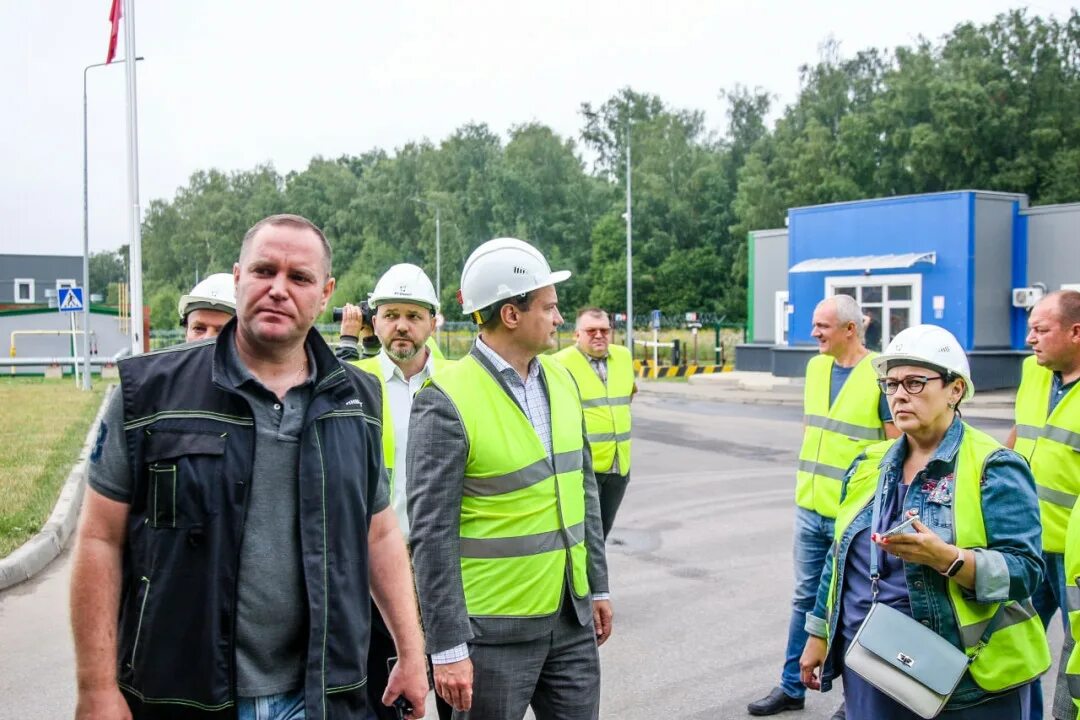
[625, 121, 634, 352]
[83, 56, 143, 389]
[411, 197, 443, 337]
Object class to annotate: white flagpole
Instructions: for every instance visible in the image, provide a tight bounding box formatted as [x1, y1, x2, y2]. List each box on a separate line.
[122, 0, 144, 355]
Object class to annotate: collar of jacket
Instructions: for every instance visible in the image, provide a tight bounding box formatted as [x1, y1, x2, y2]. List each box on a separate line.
[879, 414, 965, 475]
[210, 318, 350, 398]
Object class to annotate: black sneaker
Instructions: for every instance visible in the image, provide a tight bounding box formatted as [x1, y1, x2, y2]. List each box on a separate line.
[747, 687, 805, 716]
[830, 702, 845, 720]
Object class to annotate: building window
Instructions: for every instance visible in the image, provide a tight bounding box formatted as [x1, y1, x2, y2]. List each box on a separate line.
[14, 278, 35, 304]
[826, 273, 921, 351]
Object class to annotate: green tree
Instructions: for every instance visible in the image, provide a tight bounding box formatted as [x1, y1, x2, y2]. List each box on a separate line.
[88, 250, 126, 300]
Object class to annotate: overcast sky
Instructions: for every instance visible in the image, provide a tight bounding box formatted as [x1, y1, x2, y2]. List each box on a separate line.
[4, 0, 1074, 258]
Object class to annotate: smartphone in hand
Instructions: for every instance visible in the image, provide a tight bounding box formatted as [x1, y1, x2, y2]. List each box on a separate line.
[879, 512, 919, 539]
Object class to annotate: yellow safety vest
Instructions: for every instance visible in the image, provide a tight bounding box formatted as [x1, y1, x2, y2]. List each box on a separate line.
[1065, 497, 1080, 709]
[828, 425, 1050, 693]
[426, 336, 444, 360]
[1013, 354, 1080, 553]
[552, 344, 633, 474]
[431, 353, 590, 617]
[797, 353, 886, 518]
[352, 351, 451, 494]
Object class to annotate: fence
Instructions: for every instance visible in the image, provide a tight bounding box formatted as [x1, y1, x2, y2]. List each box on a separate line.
[149, 319, 746, 366]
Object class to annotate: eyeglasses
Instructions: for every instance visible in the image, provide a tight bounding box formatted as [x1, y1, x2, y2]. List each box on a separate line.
[877, 375, 945, 396]
[582, 328, 611, 336]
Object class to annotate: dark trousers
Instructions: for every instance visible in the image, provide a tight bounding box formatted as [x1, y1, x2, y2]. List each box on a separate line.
[456, 598, 600, 720]
[595, 471, 630, 539]
[368, 602, 452, 720]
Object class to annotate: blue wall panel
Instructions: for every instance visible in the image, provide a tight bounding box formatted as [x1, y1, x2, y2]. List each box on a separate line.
[787, 192, 974, 348]
[1011, 207, 1029, 349]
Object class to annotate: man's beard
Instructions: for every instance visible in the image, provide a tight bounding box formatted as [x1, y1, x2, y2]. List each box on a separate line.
[385, 336, 420, 361]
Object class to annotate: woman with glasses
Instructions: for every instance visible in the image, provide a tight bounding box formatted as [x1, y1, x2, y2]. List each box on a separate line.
[799, 324, 1050, 718]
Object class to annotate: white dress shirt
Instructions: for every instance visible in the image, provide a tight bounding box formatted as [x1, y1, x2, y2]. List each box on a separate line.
[378, 347, 436, 540]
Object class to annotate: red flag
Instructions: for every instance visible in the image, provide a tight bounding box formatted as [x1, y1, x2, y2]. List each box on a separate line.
[106, 0, 122, 64]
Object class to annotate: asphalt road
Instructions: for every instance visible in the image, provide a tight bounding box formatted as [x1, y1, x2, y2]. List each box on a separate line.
[0, 395, 1061, 719]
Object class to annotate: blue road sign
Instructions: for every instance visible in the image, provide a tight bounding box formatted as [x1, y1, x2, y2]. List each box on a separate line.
[58, 287, 84, 312]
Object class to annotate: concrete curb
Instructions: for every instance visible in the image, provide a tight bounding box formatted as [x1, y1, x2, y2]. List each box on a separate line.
[0, 384, 114, 591]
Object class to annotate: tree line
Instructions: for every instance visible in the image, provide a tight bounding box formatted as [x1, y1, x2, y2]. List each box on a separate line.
[87, 9, 1080, 331]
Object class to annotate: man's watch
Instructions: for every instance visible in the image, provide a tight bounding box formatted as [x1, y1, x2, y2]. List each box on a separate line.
[939, 548, 965, 578]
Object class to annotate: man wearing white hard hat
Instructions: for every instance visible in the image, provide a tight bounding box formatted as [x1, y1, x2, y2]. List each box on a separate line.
[352, 262, 454, 720]
[178, 273, 236, 342]
[408, 238, 611, 720]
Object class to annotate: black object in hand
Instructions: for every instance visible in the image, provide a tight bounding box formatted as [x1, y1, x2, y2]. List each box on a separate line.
[331, 300, 375, 326]
[386, 655, 414, 719]
[392, 695, 413, 720]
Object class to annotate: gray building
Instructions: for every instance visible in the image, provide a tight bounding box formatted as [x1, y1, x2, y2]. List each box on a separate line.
[1024, 203, 1080, 297]
[746, 228, 789, 345]
[1, 254, 84, 307]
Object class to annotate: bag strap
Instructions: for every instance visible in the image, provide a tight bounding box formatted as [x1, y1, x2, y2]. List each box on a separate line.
[868, 471, 888, 598]
[969, 601, 1009, 662]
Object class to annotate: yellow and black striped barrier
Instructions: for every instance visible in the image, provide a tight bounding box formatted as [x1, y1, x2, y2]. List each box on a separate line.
[633, 362, 728, 379]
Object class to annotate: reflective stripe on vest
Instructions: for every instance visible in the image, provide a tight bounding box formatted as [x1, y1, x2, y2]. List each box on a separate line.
[830, 424, 1051, 693]
[432, 354, 589, 618]
[796, 353, 885, 519]
[1014, 354, 1080, 553]
[1065, 489, 1080, 708]
[353, 353, 450, 495]
[552, 344, 633, 474]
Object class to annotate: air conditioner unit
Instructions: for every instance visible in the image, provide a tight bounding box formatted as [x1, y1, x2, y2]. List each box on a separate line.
[43, 288, 56, 298]
[1012, 287, 1045, 308]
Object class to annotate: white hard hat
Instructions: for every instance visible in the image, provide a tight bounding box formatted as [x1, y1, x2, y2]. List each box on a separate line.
[178, 273, 236, 320]
[872, 324, 974, 400]
[458, 238, 570, 320]
[369, 263, 439, 312]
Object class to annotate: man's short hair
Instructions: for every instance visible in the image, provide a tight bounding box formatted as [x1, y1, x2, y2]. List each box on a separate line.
[1046, 290, 1080, 327]
[824, 294, 865, 341]
[479, 291, 537, 331]
[575, 307, 609, 329]
[240, 214, 332, 275]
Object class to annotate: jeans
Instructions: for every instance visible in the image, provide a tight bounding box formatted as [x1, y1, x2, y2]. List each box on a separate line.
[1032, 552, 1071, 720]
[237, 690, 305, 720]
[781, 506, 835, 699]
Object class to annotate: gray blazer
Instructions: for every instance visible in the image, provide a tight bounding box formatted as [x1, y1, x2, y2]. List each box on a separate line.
[406, 345, 609, 653]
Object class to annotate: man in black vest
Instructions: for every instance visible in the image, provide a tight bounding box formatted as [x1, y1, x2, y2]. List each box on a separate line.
[70, 214, 428, 720]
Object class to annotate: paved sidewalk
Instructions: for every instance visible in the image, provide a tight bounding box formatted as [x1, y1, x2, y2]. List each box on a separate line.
[639, 371, 1017, 420]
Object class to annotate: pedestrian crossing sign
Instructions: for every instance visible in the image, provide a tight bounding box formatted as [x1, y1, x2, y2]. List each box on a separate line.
[58, 287, 84, 312]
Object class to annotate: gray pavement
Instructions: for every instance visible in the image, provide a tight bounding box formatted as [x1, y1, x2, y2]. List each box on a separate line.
[0, 390, 1061, 719]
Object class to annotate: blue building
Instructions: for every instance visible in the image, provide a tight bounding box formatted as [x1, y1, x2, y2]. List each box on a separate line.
[738, 190, 1080, 389]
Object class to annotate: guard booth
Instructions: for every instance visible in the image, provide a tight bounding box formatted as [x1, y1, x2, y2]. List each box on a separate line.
[737, 191, 1080, 390]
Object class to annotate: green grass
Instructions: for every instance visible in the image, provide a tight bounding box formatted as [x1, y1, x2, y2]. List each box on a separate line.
[0, 377, 106, 557]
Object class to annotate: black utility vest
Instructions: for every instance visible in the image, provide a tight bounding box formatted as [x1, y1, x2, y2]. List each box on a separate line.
[115, 324, 384, 719]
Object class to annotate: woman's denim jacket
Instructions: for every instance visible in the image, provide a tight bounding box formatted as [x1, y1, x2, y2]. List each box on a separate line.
[804, 416, 1045, 708]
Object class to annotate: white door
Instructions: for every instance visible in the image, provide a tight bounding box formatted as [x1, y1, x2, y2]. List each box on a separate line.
[774, 291, 790, 346]
[826, 275, 921, 351]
